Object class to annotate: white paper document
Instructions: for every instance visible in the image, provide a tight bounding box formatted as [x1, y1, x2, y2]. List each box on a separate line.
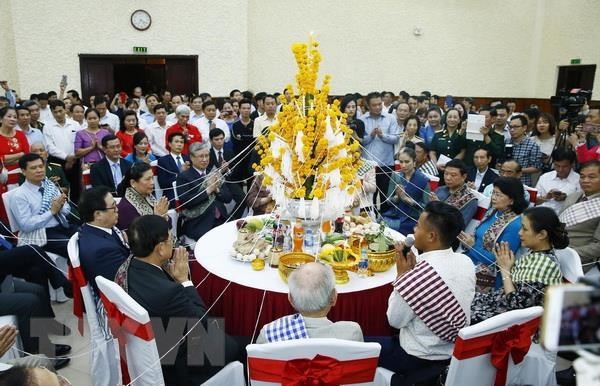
[466, 114, 486, 141]
[436, 154, 452, 167]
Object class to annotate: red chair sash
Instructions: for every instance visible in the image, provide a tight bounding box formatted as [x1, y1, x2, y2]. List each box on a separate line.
[453, 317, 540, 386]
[248, 354, 378, 386]
[98, 291, 155, 385]
[68, 265, 88, 335]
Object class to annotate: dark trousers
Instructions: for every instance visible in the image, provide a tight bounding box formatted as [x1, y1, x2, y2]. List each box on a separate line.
[375, 166, 394, 212]
[44, 224, 77, 257]
[48, 156, 81, 205]
[376, 336, 450, 383]
[0, 279, 53, 353]
[227, 182, 247, 220]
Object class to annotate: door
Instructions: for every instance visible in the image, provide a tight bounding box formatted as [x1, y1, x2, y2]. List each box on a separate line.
[165, 57, 198, 96]
[80, 58, 114, 105]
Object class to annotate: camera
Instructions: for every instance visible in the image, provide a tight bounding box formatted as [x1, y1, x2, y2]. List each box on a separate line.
[550, 88, 592, 126]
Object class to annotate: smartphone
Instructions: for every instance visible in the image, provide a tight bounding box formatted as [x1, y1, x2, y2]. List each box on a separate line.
[541, 284, 600, 351]
[60, 75, 67, 87]
[119, 92, 127, 104]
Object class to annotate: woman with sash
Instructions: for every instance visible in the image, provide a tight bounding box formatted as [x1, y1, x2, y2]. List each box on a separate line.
[116, 162, 169, 231]
[471, 207, 567, 323]
[381, 147, 429, 235]
[459, 177, 528, 292]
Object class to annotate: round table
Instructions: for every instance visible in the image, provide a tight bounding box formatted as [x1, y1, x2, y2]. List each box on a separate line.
[192, 220, 404, 337]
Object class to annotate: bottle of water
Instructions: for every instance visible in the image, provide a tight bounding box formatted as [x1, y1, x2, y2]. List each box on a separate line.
[358, 247, 369, 278]
[304, 229, 314, 255]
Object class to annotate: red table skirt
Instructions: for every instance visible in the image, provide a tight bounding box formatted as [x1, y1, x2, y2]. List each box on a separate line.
[191, 262, 394, 337]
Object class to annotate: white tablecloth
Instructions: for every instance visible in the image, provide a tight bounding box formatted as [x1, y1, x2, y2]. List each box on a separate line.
[194, 220, 403, 294]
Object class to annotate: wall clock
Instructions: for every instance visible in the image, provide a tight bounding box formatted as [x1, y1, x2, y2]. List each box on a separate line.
[131, 9, 151, 31]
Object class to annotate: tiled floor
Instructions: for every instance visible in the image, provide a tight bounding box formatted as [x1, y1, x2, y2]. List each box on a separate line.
[52, 300, 92, 386]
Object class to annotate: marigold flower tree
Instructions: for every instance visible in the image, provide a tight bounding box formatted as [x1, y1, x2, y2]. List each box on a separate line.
[253, 36, 362, 220]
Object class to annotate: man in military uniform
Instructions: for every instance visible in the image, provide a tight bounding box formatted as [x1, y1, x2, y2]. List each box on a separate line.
[20, 142, 69, 195]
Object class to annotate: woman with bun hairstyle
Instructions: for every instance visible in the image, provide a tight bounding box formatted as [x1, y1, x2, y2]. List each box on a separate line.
[470, 206, 568, 323]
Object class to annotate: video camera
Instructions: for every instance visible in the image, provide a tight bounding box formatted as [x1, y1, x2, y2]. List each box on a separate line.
[550, 88, 592, 126]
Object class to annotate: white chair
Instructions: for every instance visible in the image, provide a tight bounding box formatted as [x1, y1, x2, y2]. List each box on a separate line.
[2, 189, 69, 302]
[246, 338, 383, 386]
[0, 315, 23, 362]
[150, 160, 163, 198]
[95, 276, 165, 386]
[201, 360, 246, 386]
[464, 189, 490, 234]
[446, 306, 556, 386]
[555, 247, 584, 283]
[67, 233, 121, 386]
[82, 168, 92, 190]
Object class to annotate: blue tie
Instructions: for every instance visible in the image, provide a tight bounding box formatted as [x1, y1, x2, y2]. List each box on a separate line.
[112, 163, 122, 190]
[0, 236, 12, 250]
[176, 156, 183, 171]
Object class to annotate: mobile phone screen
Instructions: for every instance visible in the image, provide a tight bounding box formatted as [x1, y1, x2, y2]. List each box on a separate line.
[542, 284, 600, 351]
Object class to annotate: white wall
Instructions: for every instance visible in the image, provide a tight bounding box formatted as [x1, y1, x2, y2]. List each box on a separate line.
[2, 0, 248, 97]
[1, 0, 599, 99]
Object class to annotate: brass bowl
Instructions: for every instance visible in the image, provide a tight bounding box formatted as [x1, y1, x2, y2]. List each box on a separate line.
[367, 249, 396, 272]
[329, 262, 350, 284]
[278, 252, 316, 283]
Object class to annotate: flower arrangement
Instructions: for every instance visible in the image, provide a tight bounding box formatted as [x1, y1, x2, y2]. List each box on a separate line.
[253, 35, 362, 219]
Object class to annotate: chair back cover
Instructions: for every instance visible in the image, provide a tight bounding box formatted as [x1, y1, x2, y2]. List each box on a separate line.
[555, 247, 584, 283]
[446, 306, 556, 386]
[201, 360, 246, 386]
[68, 233, 121, 386]
[95, 276, 164, 386]
[246, 338, 381, 386]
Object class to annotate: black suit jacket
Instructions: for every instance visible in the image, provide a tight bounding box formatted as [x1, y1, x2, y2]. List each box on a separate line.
[78, 224, 130, 292]
[125, 258, 208, 384]
[208, 148, 236, 175]
[90, 157, 132, 196]
[157, 154, 190, 207]
[467, 167, 499, 193]
[175, 168, 232, 239]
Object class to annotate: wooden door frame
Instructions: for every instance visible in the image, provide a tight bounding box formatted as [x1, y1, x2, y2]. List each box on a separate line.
[79, 54, 199, 101]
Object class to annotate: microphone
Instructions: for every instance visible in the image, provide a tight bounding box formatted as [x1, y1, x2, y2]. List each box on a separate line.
[402, 235, 415, 256]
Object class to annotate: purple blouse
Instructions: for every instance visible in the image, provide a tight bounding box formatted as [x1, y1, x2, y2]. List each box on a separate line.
[75, 128, 111, 163]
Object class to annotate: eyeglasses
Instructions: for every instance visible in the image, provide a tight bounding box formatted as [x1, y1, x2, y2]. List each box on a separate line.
[99, 204, 118, 212]
[509, 125, 522, 130]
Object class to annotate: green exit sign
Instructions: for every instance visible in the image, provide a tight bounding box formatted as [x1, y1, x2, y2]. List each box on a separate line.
[133, 46, 147, 53]
[571, 58, 581, 65]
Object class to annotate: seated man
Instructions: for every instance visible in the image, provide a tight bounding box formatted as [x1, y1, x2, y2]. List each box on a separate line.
[535, 148, 580, 214]
[78, 186, 130, 292]
[466, 148, 498, 193]
[256, 262, 363, 343]
[381, 201, 475, 378]
[559, 160, 600, 272]
[482, 159, 531, 202]
[19, 142, 69, 195]
[12, 153, 76, 257]
[176, 142, 232, 240]
[90, 135, 132, 196]
[115, 215, 239, 385]
[432, 159, 477, 226]
[157, 132, 190, 208]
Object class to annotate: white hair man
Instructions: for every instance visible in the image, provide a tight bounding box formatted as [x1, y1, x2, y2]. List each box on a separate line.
[256, 262, 363, 343]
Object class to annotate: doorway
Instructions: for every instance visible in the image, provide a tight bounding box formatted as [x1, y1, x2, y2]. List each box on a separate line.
[79, 55, 198, 104]
[556, 64, 596, 95]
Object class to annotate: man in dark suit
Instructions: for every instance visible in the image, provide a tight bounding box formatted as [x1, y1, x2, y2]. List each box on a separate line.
[176, 142, 232, 240]
[158, 132, 190, 209]
[77, 186, 130, 293]
[90, 135, 132, 196]
[208, 128, 246, 219]
[467, 148, 498, 193]
[118, 215, 239, 385]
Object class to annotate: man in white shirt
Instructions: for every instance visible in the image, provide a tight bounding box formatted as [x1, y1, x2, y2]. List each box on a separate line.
[15, 106, 45, 146]
[535, 148, 580, 214]
[43, 100, 81, 198]
[188, 95, 204, 126]
[94, 96, 120, 132]
[382, 201, 475, 379]
[196, 100, 230, 145]
[492, 104, 511, 143]
[166, 94, 184, 124]
[145, 103, 170, 157]
[37, 92, 53, 123]
[253, 94, 277, 137]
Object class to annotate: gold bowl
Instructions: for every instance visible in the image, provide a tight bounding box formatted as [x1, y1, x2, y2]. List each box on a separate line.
[278, 252, 316, 283]
[329, 262, 350, 284]
[367, 249, 396, 272]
